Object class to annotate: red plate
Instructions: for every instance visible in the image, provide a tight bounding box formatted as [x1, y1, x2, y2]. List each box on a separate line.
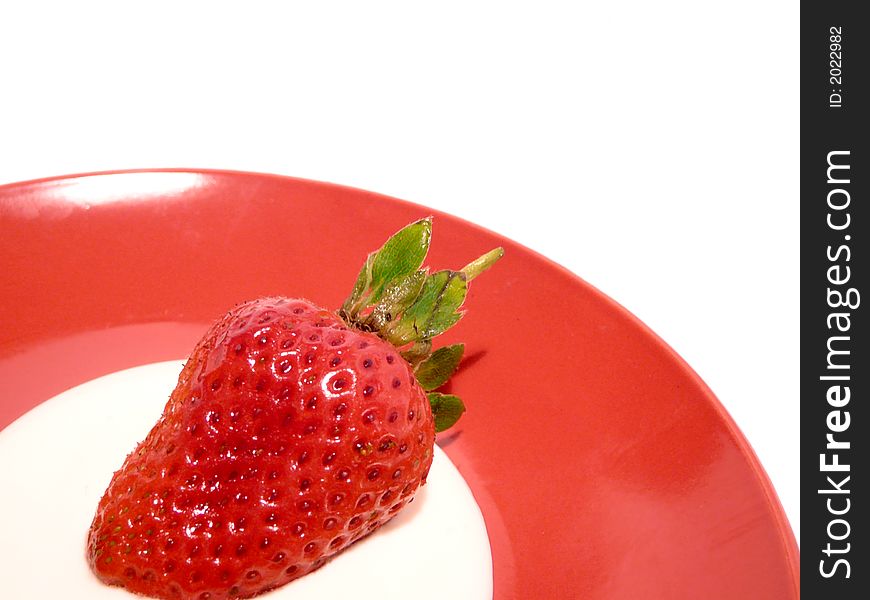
[0, 170, 798, 599]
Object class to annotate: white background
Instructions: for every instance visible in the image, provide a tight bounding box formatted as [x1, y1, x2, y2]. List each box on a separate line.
[0, 1, 799, 542]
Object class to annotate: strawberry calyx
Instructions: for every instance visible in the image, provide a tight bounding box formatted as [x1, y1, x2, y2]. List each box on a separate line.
[338, 217, 502, 432]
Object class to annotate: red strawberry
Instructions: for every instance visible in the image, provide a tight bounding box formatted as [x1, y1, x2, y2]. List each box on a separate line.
[87, 218, 502, 600]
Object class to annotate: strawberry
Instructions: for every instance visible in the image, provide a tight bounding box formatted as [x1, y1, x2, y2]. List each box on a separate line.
[87, 218, 502, 600]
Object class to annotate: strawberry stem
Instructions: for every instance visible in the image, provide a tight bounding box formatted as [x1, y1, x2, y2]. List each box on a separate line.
[461, 247, 504, 281]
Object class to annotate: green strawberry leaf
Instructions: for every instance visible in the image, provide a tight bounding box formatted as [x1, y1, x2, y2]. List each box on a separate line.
[415, 344, 464, 391]
[363, 270, 427, 332]
[385, 270, 467, 346]
[428, 392, 466, 432]
[368, 218, 431, 302]
[341, 218, 432, 319]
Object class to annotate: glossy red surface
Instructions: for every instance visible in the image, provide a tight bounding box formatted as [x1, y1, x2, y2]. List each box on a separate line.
[0, 170, 798, 599]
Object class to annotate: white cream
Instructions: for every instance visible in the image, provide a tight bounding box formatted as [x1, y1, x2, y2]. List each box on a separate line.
[0, 361, 492, 599]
